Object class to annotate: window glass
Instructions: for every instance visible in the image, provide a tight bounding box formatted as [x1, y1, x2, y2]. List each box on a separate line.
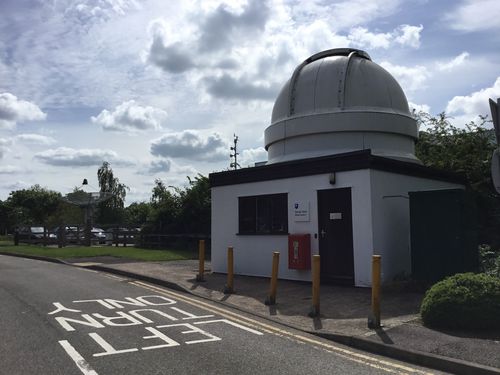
[239, 196, 256, 234]
[238, 193, 288, 234]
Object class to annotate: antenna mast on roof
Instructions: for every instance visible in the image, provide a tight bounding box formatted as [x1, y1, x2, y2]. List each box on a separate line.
[230, 134, 240, 170]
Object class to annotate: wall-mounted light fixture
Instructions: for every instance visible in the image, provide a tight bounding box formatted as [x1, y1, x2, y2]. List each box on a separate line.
[329, 173, 336, 185]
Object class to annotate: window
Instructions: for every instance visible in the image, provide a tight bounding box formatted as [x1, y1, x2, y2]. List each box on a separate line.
[238, 193, 288, 234]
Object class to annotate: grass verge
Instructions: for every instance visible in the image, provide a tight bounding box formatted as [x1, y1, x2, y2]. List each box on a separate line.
[0, 240, 197, 262]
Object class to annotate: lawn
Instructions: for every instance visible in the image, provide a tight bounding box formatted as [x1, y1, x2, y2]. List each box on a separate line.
[0, 238, 197, 262]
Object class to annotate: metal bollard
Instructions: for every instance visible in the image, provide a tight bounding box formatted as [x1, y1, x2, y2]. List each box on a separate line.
[309, 255, 321, 317]
[223, 246, 234, 294]
[196, 240, 205, 282]
[265, 252, 280, 305]
[368, 254, 382, 328]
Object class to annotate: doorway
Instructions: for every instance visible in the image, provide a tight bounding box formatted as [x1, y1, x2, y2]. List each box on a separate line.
[317, 188, 354, 285]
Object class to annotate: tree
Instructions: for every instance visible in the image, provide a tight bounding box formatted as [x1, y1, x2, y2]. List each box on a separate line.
[124, 202, 152, 227]
[177, 174, 211, 235]
[415, 112, 499, 247]
[5, 185, 61, 227]
[143, 175, 211, 235]
[96, 162, 129, 224]
[146, 179, 180, 233]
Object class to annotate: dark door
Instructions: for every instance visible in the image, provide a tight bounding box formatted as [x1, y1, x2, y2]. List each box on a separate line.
[317, 188, 354, 285]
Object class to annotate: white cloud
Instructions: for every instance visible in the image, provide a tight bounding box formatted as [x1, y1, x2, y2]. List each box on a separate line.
[1, 180, 30, 190]
[204, 74, 278, 100]
[91, 100, 168, 132]
[239, 147, 267, 167]
[0, 138, 13, 159]
[138, 158, 172, 175]
[0, 93, 46, 129]
[446, 0, 500, 32]
[0, 165, 22, 174]
[348, 27, 392, 49]
[446, 77, 500, 117]
[328, 0, 401, 31]
[436, 52, 470, 71]
[197, 0, 270, 52]
[393, 24, 423, 48]
[409, 102, 431, 114]
[150, 130, 229, 161]
[380, 61, 430, 92]
[64, 0, 141, 25]
[348, 24, 422, 50]
[35, 147, 133, 167]
[15, 133, 56, 145]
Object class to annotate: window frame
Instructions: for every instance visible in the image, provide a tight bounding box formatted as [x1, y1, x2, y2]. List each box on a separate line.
[237, 193, 288, 235]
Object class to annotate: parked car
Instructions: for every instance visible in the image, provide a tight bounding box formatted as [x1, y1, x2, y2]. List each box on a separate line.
[17, 226, 56, 243]
[91, 228, 107, 244]
[51, 226, 106, 244]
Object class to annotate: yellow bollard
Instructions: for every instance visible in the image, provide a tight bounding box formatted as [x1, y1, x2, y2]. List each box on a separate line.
[223, 246, 234, 294]
[265, 252, 280, 305]
[309, 255, 321, 317]
[368, 254, 382, 328]
[196, 240, 205, 282]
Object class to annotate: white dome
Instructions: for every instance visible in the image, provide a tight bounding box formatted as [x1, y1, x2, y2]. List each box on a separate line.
[265, 48, 419, 164]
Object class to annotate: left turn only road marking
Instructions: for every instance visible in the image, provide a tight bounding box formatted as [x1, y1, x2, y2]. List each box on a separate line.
[50, 293, 263, 375]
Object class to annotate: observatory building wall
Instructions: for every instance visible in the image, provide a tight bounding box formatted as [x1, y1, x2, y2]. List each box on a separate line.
[211, 169, 374, 286]
[367, 170, 465, 285]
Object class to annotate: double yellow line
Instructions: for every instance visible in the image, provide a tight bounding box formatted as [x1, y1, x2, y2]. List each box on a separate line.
[131, 281, 434, 375]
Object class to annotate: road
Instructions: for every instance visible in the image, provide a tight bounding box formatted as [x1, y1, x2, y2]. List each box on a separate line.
[0, 255, 443, 375]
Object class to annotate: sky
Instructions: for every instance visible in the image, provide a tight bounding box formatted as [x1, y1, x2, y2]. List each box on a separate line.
[1, 0, 499, 204]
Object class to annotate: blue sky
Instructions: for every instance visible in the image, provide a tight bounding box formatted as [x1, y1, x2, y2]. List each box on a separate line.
[1, 0, 499, 203]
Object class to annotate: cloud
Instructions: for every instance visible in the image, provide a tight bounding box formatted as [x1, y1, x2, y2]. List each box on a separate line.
[150, 130, 228, 161]
[348, 24, 422, 50]
[15, 133, 56, 145]
[380, 61, 430, 92]
[239, 147, 267, 167]
[328, 0, 401, 31]
[446, 0, 500, 32]
[408, 102, 431, 114]
[348, 28, 392, 49]
[0, 138, 13, 158]
[138, 158, 172, 175]
[64, 0, 140, 25]
[197, 0, 270, 52]
[0, 93, 46, 129]
[146, 0, 270, 74]
[393, 24, 423, 48]
[204, 74, 278, 100]
[147, 27, 197, 73]
[446, 77, 500, 116]
[91, 100, 167, 132]
[0, 165, 22, 174]
[1, 180, 30, 190]
[436, 52, 470, 71]
[35, 147, 133, 167]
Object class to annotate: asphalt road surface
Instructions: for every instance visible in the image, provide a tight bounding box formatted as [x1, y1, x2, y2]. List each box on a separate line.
[0, 255, 443, 375]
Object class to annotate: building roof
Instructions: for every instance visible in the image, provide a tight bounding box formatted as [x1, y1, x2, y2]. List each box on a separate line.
[209, 149, 466, 187]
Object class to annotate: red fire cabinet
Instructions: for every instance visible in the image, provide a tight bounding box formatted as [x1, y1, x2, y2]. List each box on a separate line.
[288, 234, 311, 269]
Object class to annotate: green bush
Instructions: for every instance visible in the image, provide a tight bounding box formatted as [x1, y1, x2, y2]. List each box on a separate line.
[420, 273, 500, 329]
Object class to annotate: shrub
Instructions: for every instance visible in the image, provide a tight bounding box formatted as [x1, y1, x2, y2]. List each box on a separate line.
[420, 273, 500, 329]
[479, 244, 500, 278]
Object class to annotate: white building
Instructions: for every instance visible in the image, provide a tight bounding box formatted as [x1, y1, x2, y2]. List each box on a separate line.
[209, 49, 464, 287]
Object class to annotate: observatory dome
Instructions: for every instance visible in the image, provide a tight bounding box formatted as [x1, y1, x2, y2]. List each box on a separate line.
[264, 48, 419, 164]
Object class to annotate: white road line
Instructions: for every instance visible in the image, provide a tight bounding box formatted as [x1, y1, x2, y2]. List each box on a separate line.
[132, 281, 434, 375]
[59, 340, 99, 375]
